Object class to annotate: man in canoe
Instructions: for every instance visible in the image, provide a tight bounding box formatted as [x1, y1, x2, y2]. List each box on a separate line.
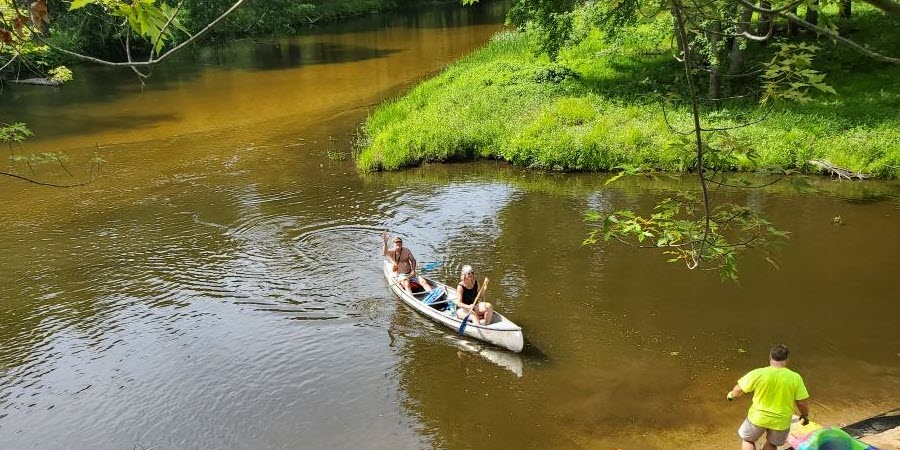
[383, 231, 433, 294]
[455, 265, 493, 326]
[727, 344, 810, 450]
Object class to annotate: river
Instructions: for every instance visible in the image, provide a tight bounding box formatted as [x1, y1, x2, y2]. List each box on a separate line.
[1, 2, 899, 449]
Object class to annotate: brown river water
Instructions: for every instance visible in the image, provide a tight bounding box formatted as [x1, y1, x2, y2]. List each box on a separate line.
[1, 2, 899, 449]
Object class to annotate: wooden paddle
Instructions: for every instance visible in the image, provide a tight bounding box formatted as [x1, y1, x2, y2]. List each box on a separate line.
[457, 277, 489, 335]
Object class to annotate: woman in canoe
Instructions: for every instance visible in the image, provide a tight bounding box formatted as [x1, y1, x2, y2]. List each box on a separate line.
[456, 265, 493, 325]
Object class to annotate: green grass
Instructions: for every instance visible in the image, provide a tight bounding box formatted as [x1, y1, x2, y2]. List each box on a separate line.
[356, 9, 900, 178]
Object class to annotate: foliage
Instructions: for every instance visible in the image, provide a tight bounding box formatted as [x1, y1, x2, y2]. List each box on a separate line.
[0, 122, 88, 186]
[585, 193, 789, 280]
[67, 0, 187, 54]
[0, 122, 34, 149]
[762, 42, 837, 103]
[47, 64, 71, 81]
[507, 0, 580, 58]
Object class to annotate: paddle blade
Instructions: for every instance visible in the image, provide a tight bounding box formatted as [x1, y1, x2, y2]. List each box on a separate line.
[458, 313, 470, 335]
[423, 289, 442, 305]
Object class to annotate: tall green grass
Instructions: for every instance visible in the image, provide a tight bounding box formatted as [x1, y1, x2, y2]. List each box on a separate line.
[357, 9, 899, 178]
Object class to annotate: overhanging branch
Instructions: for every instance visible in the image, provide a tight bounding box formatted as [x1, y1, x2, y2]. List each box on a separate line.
[39, 0, 248, 68]
[735, 0, 900, 63]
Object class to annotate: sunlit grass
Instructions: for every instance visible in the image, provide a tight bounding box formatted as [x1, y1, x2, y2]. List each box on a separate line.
[357, 9, 899, 178]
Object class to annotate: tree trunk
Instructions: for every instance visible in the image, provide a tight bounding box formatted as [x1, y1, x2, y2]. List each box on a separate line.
[805, 0, 819, 28]
[840, 0, 852, 17]
[728, 7, 755, 76]
[708, 21, 722, 102]
[860, 0, 900, 15]
[757, 0, 772, 36]
[671, 5, 686, 60]
[788, 6, 800, 35]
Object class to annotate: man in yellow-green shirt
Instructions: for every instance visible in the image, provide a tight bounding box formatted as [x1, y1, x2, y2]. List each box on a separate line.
[727, 344, 810, 450]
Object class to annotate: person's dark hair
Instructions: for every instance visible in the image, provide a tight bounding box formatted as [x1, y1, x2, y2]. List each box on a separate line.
[770, 344, 790, 362]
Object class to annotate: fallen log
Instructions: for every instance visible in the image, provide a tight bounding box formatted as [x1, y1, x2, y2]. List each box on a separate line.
[8, 77, 63, 86]
[809, 159, 869, 180]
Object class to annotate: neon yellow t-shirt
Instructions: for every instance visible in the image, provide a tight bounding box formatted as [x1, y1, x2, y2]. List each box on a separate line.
[738, 366, 809, 430]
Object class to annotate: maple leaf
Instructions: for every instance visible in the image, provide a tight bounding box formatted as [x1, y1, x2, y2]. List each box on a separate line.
[14, 15, 29, 31]
[0, 29, 13, 44]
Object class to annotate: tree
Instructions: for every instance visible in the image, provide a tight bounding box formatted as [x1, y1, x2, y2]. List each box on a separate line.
[475, 0, 898, 279]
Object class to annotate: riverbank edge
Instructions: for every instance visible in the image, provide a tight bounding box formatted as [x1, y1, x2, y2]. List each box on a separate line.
[354, 11, 899, 179]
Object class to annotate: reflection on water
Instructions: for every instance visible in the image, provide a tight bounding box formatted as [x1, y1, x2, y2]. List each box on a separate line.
[2, 1, 900, 449]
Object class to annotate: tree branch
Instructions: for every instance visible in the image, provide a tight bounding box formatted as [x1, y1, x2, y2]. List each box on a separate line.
[0, 53, 18, 72]
[38, 0, 248, 68]
[0, 171, 91, 187]
[704, 176, 784, 188]
[672, 0, 714, 261]
[149, 0, 186, 62]
[859, 0, 900, 16]
[736, 0, 900, 63]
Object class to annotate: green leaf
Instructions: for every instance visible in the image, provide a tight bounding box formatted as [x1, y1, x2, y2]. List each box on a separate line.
[69, 0, 95, 11]
[814, 84, 837, 95]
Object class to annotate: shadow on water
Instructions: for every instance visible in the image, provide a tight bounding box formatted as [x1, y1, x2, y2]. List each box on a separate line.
[2, 40, 401, 108]
[202, 41, 401, 72]
[65, 113, 181, 136]
[520, 336, 551, 365]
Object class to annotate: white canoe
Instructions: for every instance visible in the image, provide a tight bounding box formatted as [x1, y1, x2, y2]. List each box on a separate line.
[383, 260, 524, 353]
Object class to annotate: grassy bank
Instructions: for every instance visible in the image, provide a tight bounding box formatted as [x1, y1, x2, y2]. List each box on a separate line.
[356, 9, 899, 178]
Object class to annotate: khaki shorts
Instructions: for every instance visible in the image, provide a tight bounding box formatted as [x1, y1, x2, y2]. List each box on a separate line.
[738, 418, 789, 446]
[395, 272, 420, 283]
